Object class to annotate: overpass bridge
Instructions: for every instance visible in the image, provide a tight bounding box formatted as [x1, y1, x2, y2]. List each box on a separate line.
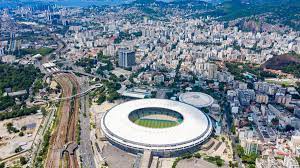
[49, 83, 102, 102]
[42, 70, 103, 102]
[43, 70, 102, 82]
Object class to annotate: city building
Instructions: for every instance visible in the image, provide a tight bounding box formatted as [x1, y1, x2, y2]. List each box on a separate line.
[256, 94, 269, 104]
[153, 74, 164, 84]
[283, 156, 300, 168]
[243, 139, 260, 155]
[256, 155, 284, 168]
[275, 93, 292, 105]
[118, 48, 136, 68]
[121, 88, 152, 99]
[294, 106, 300, 118]
[238, 89, 255, 106]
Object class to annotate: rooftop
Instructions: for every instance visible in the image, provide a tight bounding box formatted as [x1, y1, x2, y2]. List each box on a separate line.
[179, 92, 214, 108]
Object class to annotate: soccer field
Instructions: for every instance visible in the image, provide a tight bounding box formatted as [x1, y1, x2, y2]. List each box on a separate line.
[134, 118, 180, 128]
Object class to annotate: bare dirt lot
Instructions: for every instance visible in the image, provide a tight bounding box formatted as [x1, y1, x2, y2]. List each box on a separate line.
[0, 114, 43, 159]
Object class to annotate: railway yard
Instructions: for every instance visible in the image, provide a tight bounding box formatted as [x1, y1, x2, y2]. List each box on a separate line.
[45, 73, 80, 168]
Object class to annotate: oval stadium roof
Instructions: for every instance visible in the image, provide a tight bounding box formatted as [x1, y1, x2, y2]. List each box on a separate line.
[100, 99, 213, 151]
[179, 92, 214, 108]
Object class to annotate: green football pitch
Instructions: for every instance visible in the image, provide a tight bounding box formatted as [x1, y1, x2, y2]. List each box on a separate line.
[134, 118, 180, 128]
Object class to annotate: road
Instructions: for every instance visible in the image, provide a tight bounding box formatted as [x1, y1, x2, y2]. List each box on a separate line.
[78, 77, 96, 168]
[49, 83, 102, 101]
[30, 104, 56, 167]
[41, 29, 67, 64]
[156, 89, 167, 99]
[231, 134, 244, 168]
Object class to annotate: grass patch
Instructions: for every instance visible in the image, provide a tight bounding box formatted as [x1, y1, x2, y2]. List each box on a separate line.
[134, 118, 179, 128]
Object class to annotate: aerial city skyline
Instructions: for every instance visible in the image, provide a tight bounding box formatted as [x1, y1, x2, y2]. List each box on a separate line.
[0, 0, 300, 168]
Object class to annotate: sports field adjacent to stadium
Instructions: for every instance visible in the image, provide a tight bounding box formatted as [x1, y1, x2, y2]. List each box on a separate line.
[134, 118, 182, 128]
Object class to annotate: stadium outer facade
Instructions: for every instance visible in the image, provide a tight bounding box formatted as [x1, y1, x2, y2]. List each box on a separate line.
[100, 99, 213, 157]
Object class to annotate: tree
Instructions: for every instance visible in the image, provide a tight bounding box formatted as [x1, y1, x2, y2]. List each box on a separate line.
[96, 67, 104, 76]
[231, 126, 236, 135]
[33, 79, 43, 93]
[236, 145, 245, 158]
[0, 106, 38, 121]
[0, 162, 5, 168]
[285, 124, 295, 132]
[241, 153, 258, 165]
[119, 75, 126, 82]
[15, 146, 23, 153]
[0, 96, 15, 111]
[6, 122, 19, 133]
[84, 67, 91, 73]
[0, 64, 40, 95]
[222, 137, 226, 142]
[41, 107, 47, 116]
[181, 153, 193, 159]
[216, 159, 224, 167]
[201, 108, 209, 113]
[248, 164, 255, 168]
[97, 94, 106, 105]
[106, 61, 114, 71]
[6, 122, 13, 128]
[219, 82, 226, 91]
[109, 74, 119, 82]
[271, 117, 279, 126]
[296, 157, 300, 165]
[19, 132, 24, 137]
[106, 91, 120, 102]
[20, 156, 27, 165]
[194, 153, 201, 158]
[192, 85, 203, 92]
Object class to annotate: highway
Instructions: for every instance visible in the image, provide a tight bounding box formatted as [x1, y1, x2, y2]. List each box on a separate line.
[78, 77, 96, 168]
[41, 28, 67, 64]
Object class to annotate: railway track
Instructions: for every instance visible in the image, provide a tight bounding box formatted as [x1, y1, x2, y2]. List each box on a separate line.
[45, 73, 80, 168]
[65, 73, 80, 168]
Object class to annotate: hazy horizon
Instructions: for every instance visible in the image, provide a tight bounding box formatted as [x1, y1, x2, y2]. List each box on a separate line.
[0, 0, 223, 8]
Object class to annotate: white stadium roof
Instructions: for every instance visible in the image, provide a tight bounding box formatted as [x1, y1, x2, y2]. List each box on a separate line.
[179, 92, 214, 108]
[101, 99, 213, 152]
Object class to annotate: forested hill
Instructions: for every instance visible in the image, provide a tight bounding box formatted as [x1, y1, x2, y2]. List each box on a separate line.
[263, 52, 300, 78]
[127, 0, 300, 31]
[201, 0, 300, 30]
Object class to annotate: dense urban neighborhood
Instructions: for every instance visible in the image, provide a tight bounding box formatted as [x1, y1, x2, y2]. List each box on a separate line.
[0, 0, 300, 168]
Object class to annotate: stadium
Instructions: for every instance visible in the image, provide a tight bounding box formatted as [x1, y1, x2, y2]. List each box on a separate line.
[100, 99, 213, 157]
[179, 92, 214, 108]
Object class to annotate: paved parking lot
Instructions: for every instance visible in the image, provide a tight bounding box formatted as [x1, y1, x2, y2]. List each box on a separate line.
[176, 158, 220, 168]
[102, 144, 136, 168]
